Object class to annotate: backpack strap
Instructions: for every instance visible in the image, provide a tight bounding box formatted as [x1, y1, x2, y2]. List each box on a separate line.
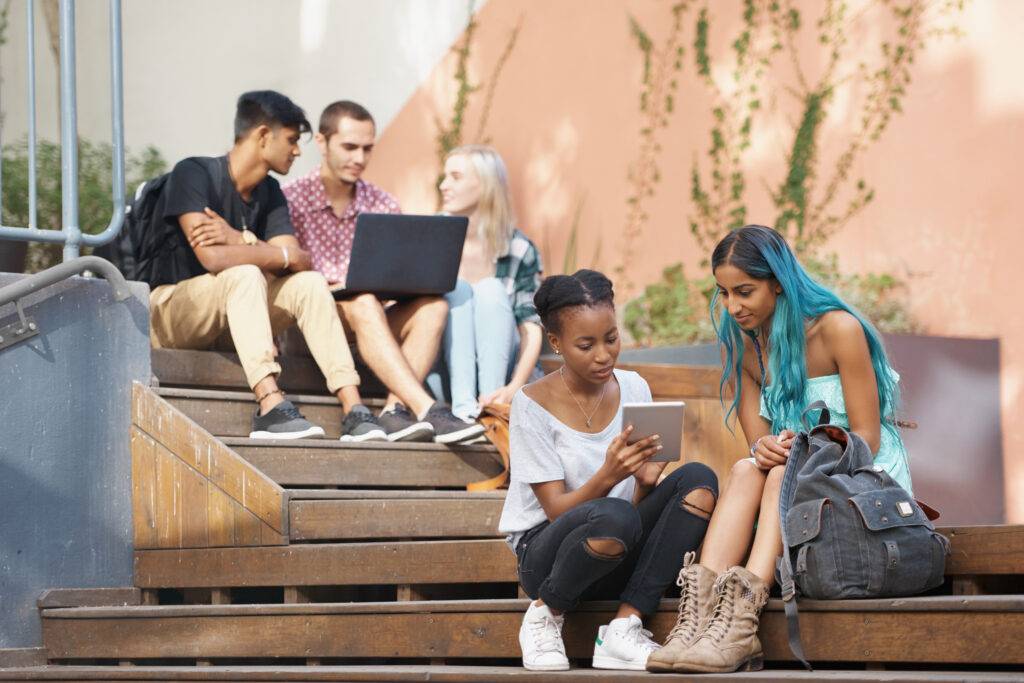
[777, 404, 830, 671]
[800, 399, 830, 431]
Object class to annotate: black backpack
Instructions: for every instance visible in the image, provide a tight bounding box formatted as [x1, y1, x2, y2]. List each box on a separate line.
[97, 158, 225, 285]
[95, 174, 170, 282]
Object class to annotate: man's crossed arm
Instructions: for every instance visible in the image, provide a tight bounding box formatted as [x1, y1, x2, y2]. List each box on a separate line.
[179, 208, 312, 274]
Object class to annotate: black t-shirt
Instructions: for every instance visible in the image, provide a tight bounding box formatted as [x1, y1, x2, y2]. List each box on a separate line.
[148, 155, 294, 287]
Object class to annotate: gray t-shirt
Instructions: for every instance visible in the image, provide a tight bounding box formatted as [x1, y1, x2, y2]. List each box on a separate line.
[497, 369, 653, 551]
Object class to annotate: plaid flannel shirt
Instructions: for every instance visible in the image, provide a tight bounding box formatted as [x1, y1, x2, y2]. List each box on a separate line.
[494, 229, 543, 326]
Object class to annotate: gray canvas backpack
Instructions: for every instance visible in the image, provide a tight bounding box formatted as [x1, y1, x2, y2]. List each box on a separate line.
[777, 401, 950, 669]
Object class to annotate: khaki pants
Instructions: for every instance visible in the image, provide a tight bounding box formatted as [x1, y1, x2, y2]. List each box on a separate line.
[149, 265, 360, 392]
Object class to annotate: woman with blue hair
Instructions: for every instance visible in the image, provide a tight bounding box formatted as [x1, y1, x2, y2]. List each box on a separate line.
[648, 225, 912, 674]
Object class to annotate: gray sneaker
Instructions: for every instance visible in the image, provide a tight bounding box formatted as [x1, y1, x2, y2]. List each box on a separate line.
[340, 404, 388, 443]
[423, 402, 487, 444]
[378, 403, 434, 442]
[249, 400, 326, 440]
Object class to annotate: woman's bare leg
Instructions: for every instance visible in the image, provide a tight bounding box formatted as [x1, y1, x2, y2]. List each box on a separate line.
[744, 465, 785, 585]
[698, 459, 767, 573]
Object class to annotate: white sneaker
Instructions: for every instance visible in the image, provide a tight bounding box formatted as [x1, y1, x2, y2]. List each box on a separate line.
[592, 614, 660, 671]
[519, 601, 569, 671]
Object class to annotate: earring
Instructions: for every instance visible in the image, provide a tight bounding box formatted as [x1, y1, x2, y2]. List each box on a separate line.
[554, 349, 561, 355]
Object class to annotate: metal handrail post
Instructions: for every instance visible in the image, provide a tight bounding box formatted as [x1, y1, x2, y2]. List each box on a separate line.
[81, 0, 125, 249]
[0, 0, 125, 250]
[59, 0, 80, 261]
[27, 0, 38, 230]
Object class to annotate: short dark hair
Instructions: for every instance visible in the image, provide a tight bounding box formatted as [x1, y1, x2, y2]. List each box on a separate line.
[534, 269, 615, 335]
[234, 90, 311, 141]
[319, 100, 375, 140]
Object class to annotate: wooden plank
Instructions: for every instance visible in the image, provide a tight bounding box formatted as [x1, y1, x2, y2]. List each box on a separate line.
[132, 383, 287, 537]
[156, 388, 381, 440]
[151, 348, 388, 397]
[939, 525, 1024, 575]
[227, 440, 503, 488]
[3, 665, 1022, 682]
[37, 588, 141, 609]
[153, 442, 182, 548]
[40, 597, 1024, 664]
[152, 348, 328, 394]
[177, 456, 209, 549]
[133, 540, 517, 588]
[129, 429, 159, 549]
[0, 648, 47, 668]
[288, 499, 504, 541]
[232, 499, 262, 546]
[285, 489, 507, 500]
[206, 485, 235, 547]
[539, 360, 727, 399]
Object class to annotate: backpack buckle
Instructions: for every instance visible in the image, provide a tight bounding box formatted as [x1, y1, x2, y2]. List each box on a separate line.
[781, 577, 796, 602]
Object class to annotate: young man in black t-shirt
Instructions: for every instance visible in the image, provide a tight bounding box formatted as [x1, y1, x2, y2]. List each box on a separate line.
[148, 91, 382, 441]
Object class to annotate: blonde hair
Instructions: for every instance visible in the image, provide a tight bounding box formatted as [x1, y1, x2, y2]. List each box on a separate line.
[446, 144, 515, 261]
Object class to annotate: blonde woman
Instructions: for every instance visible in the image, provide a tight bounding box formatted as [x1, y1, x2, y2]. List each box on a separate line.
[434, 145, 544, 420]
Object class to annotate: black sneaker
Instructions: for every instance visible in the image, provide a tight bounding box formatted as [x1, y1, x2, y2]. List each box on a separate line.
[378, 403, 435, 442]
[340, 404, 388, 443]
[249, 400, 326, 440]
[423, 402, 487, 444]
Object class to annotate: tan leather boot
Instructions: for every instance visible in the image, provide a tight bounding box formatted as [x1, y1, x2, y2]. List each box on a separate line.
[672, 566, 769, 673]
[646, 552, 718, 673]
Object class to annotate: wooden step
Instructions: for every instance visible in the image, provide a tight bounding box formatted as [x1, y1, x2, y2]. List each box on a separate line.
[131, 524, 1024, 591]
[225, 438, 503, 488]
[288, 490, 505, 541]
[40, 596, 1024, 665]
[134, 539, 516, 589]
[152, 349, 387, 396]
[157, 387, 384, 439]
[3, 664, 1024, 682]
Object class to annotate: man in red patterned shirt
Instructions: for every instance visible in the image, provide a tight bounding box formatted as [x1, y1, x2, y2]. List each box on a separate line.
[283, 101, 483, 445]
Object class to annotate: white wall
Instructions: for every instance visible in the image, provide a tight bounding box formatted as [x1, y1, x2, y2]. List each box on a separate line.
[0, 0, 484, 178]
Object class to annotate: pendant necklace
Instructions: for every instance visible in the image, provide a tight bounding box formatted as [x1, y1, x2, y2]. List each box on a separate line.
[559, 366, 607, 428]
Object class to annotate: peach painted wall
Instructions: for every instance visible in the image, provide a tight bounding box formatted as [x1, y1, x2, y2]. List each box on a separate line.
[366, 1, 1024, 521]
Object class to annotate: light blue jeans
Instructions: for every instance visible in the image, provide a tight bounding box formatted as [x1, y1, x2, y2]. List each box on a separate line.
[426, 278, 518, 420]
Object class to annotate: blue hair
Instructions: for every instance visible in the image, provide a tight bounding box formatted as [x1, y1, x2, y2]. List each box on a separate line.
[710, 225, 900, 437]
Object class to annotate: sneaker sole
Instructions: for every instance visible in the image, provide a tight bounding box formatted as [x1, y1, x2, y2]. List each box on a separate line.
[386, 421, 435, 442]
[339, 429, 389, 443]
[434, 423, 487, 444]
[249, 426, 325, 440]
[592, 654, 649, 671]
[522, 661, 570, 672]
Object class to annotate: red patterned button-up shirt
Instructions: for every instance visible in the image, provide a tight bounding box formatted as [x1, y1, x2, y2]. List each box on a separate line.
[282, 170, 401, 285]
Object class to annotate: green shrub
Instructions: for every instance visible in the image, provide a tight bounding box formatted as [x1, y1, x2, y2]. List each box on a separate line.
[624, 252, 919, 347]
[1, 137, 167, 272]
[624, 263, 716, 346]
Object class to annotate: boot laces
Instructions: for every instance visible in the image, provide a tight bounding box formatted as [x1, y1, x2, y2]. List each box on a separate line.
[704, 570, 753, 643]
[529, 614, 565, 655]
[667, 567, 701, 643]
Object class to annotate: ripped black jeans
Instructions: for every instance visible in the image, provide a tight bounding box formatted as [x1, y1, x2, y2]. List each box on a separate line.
[515, 462, 718, 615]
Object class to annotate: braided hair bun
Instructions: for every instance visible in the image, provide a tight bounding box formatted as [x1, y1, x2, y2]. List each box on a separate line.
[534, 269, 615, 334]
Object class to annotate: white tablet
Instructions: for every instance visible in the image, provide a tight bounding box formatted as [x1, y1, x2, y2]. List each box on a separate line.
[622, 401, 686, 463]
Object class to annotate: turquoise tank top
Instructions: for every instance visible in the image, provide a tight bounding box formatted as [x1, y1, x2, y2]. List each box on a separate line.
[760, 373, 913, 494]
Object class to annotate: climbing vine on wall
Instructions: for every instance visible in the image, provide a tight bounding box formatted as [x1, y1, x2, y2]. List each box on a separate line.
[625, 0, 962, 345]
[434, 0, 522, 208]
[618, 2, 691, 288]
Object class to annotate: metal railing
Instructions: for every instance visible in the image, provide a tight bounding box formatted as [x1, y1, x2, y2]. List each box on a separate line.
[0, 0, 125, 261]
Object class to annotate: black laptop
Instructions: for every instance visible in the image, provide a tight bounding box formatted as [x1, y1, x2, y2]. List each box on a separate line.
[331, 213, 468, 299]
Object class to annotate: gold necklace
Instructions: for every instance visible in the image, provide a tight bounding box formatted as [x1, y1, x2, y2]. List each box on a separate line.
[559, 366, 608, 428]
